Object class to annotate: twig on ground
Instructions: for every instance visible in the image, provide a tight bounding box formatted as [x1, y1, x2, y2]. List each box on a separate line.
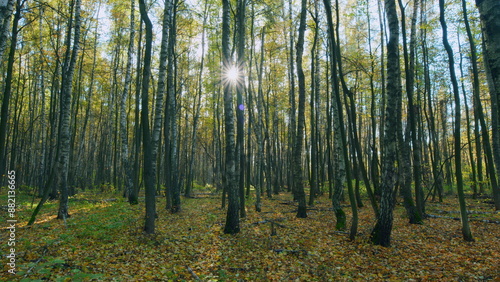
[186, 266, 201, 281]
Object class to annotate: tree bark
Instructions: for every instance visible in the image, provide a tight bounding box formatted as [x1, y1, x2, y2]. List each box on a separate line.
[439, 0, 474, 241]
[476, 0, 500, 210]
[121, 0, 137, 205]
[370, 0, 401, 247]
[0, 0, 14, 62]
[138, 0, 156, 234]
[293, 0, 308, 219]
[222, 0, 240, 234]
[398, 0, 423, 224]
[0, 0, 20, 181]
[323, 0, 358, 239]
[235, 0, 246, 218]
[57, 0, 81, 220]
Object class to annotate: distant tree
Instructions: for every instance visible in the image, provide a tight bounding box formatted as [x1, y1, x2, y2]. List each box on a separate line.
[120, 0, 137, 205]
[235, 0, 246, 218]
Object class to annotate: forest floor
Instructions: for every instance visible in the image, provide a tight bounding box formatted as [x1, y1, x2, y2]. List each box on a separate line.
[1, 188, 500, 281]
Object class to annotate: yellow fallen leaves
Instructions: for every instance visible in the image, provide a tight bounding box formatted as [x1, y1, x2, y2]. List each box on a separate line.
[2, 193, 499, 281]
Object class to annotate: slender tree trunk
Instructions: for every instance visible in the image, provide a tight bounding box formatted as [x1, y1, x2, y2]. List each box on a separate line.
[236, 0, 246, 218]
[186, 0, 209, 198]
[165, 0, 180, 214]
[0, 0, 14, 62]
[255, 27, 265, 213]
[398, 0, 423, 223]
[57, 0, 81, 220]
[309, 5, 319, 206]
[287, 0, 296, 196]
[439, 0, 474, 241]
[154, 0, 173, 199]
[323, 0, 358, 239]
[0, 0, 21, 181]
[459, 46, 478, 199]
[334, 0, 377, 218]
[134, 19, 143, 206]
[293, 0, 308, 219]
[121, 0, 137, 205]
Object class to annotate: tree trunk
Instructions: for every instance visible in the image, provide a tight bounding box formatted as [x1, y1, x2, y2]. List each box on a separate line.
[0, 0, 14, 62]
[121, 0, 137, 205]
[153, 0, 173, 201]
[323, 0, 359, 239]
[255, 27, 265, 213]
[293, 0, 308, 219]
[236, 0, 246, 218]
[439, 0, 474, 241]
[398, 0, 423, 223]
[165, 0, 180, 214]
[370, 0, 401, 247]
[0, 0, 20, 181]
[138, 0, 156, 234]
[476, 0, 500, 210]
[222, 0, 240, 234]
[57, 0, 81, 220]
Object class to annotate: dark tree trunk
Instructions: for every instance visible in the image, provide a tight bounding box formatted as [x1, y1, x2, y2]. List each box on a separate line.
[236, 0, 246, 218]
[439, 0, 474, 241]
[0, 0, 14, 61]
[57, 0, 81, 220]
[370, 0, 401, 247]
[0, 0, 20, 181]
[476, 0, 500, 210]
[222, 0, 240, 234]
[138, 0, 156, 234]
[293, 0, 308, 219]
[398, 0, 423, 224]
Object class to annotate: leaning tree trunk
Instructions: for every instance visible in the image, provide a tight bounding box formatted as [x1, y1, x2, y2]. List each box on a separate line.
[439, 0, 474, 241]
[370, 0, 401, 247]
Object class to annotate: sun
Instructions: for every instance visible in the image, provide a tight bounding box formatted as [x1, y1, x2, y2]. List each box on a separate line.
[223, 65, 240, 85]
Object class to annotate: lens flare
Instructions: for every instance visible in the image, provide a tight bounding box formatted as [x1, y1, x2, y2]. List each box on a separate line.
[225, 65, 240, 83]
